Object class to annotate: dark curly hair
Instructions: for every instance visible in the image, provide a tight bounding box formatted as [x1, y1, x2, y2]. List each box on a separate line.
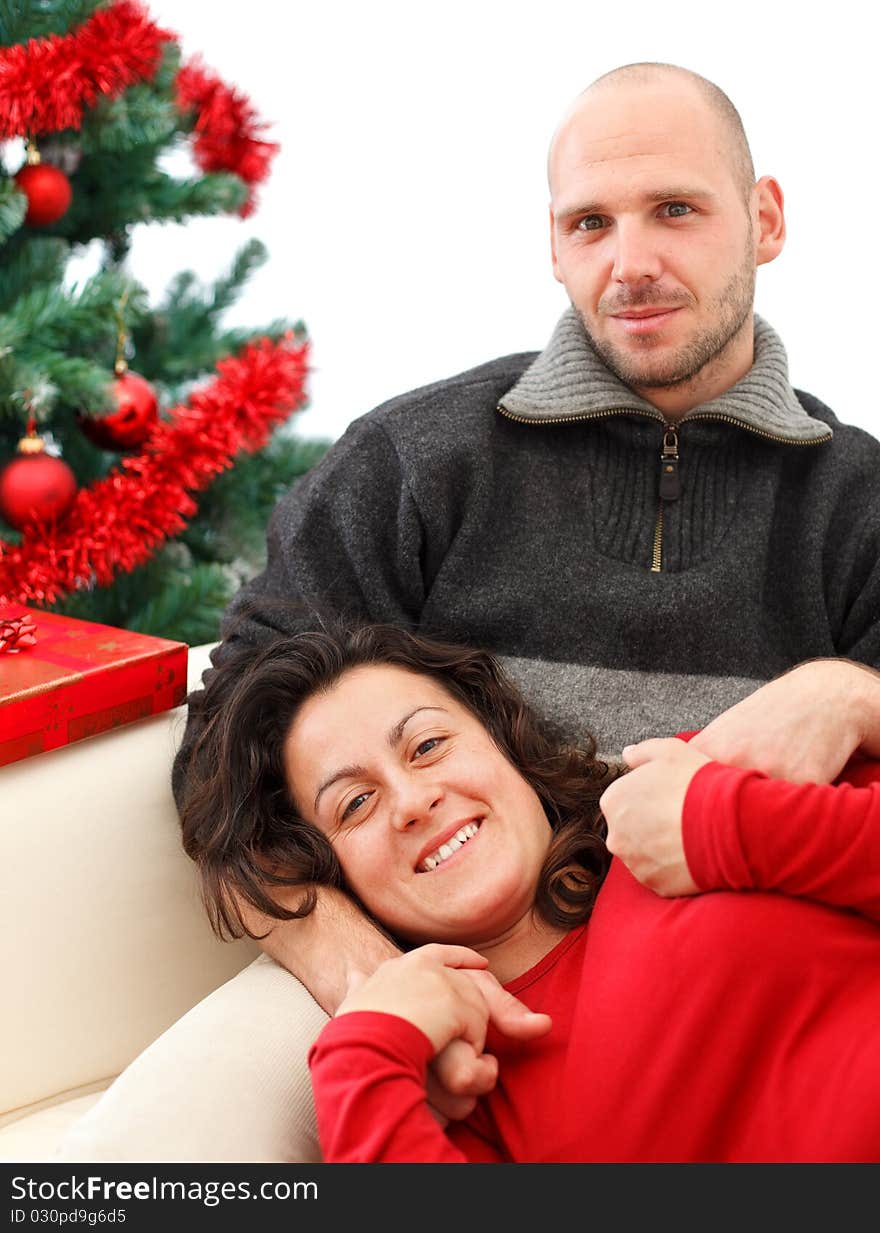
[179, 620, 612, 944]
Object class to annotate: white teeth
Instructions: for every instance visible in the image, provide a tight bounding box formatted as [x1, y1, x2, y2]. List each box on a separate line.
[418, 821, 480, 872]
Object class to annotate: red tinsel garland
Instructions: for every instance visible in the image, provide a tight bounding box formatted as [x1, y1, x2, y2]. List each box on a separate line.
[175, 57, 278, 217]
[0, 1, 172, 139]
[0, 337, 309, 606]
[0, 4, 278, 210]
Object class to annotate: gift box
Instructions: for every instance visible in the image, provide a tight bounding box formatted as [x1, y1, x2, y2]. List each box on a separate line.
[0, 606, 188, 767]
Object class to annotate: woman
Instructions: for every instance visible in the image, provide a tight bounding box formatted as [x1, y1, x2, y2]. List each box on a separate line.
[180, 622, 880, 1163]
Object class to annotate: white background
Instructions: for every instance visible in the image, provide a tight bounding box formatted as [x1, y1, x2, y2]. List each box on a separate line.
[125, 0, 878, 442]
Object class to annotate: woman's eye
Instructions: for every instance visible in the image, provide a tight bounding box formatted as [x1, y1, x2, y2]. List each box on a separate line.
[341, 792, 371, 821]
[414, 737, 444, 758]
[662, 202, 691, 218]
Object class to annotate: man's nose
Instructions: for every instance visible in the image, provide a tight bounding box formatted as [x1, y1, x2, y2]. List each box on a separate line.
[610, 220, 662, 284]
[390, 775, 443, 831]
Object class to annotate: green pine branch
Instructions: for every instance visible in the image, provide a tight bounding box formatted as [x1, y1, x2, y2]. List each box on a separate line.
[79, 86, 182, 156]
[0, 266, 147, 419]
[50, 545, 238, 646]
[60, 163, 248, 245]
[206, 238, 268, 317]
[131, 239, 283, 386]
[0, 180, 27, 244]
[0, 235, 68, 311]
[129, 560, 236, 645]
[180, 433, 329, 574]
[78, 43, 183, 156]
[0, 0, 100, 44]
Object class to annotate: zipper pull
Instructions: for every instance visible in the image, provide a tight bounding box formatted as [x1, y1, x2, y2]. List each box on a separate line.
[658, 426, 681, 501]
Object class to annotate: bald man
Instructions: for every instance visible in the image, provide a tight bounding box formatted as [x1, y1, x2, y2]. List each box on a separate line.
[171, 63, 880, 1146]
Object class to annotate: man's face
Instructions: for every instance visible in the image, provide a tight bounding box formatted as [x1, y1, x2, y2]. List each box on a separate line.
[549, 84, 761, 398]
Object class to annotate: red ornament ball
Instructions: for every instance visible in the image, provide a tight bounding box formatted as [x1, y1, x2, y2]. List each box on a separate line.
[0, 451, 78, 529]
[13, 162, 73, 226]
[80, 371, 159, 451]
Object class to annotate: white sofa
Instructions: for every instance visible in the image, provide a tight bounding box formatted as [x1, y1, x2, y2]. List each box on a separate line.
[0, 643, 327, 1163]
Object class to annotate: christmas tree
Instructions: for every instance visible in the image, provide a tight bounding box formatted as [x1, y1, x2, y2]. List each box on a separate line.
[0, 0, 325, 646]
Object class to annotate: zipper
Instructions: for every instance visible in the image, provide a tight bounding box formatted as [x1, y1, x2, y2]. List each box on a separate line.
[658, 425, 681, 499]
[646, 416, 830, 573]
[683, 411, 832, 445]
[496, 405, 663, 428]
[651, 503, 664, 573]
[651, 424, 681, 572]
[496, 403, 831, 574]
[496, 402, 832, 446]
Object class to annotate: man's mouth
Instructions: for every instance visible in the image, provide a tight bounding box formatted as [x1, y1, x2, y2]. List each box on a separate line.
[610, 307, 681, 334]
[417, 820, 482, 873]
[611, 306, 680, 318]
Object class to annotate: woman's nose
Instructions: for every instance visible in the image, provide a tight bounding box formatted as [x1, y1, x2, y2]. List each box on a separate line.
[389, 775, 443, 831]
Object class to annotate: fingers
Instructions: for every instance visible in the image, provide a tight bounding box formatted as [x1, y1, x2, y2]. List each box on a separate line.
[427, 1090, 478, 1126]
[416, 943, 491, 971]
[621, 737, 684, 768]
[429, 1039, 498, 1105]
[407, 946, 496, 1052]
[467, 969, 552, 1040]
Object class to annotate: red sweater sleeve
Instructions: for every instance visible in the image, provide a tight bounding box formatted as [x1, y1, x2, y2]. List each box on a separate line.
[683, 760, 880, 920]
[308, 1011, 501, 1163]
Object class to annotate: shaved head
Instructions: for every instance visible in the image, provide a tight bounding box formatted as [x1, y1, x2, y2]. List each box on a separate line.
[550, 63, 755, 205]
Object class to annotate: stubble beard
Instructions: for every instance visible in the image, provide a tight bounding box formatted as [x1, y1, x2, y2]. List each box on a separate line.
[576, 243, 757, 393]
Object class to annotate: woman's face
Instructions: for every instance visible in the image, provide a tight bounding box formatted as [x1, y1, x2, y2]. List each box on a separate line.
[283, 664, 553, 948]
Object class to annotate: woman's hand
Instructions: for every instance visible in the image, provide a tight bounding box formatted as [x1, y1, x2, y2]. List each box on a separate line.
[338, 945, 553, 1121]
[338, 944, 497, 1055]
[600, 737, 712, 896]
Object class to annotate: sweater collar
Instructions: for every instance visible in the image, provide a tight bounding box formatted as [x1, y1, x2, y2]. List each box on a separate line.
[497, 307, 832, 443]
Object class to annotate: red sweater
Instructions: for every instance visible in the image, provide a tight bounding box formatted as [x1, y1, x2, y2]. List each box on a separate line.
[308, 757, 880, 1162]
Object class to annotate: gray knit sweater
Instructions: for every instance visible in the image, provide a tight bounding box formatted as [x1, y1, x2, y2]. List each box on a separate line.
[173, 310, 880, 793]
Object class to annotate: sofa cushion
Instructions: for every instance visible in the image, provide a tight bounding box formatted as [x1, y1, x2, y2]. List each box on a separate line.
[0, 1092, 107, 1162]
[57, 954, 327, 1163]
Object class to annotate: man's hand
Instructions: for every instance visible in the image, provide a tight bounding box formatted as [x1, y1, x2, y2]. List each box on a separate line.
[339, 945, 552, 1120]
[691, 659, 880, 784]
[600, 737, 712, 896]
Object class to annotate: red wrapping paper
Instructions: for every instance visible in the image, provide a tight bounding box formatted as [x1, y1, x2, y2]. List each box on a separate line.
[0, 606, 187, 767]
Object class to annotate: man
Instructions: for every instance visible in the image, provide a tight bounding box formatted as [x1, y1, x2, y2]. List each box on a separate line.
[174, 62, 880, 1127]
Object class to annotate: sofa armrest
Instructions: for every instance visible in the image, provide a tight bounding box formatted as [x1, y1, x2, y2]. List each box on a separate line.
[0, 643, 258, 1126]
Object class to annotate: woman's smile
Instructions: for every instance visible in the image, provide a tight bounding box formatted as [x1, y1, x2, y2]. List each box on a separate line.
[416, 819, 482, 873]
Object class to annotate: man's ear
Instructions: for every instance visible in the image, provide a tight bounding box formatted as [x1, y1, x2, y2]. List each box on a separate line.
[754, 176, 785, 268]
[549, 203, 563, 283]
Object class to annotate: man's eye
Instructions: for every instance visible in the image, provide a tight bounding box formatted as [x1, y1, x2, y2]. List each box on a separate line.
[576, 215, 605, 232]
[662, 202, 692, 218]
[414, 737, 444, 758]
[341, 791, 371, 820]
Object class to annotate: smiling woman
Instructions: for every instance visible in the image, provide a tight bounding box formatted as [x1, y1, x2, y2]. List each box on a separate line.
[179, 619, 610, 952]
[283, 662, 575, 964]
[178, 618, 880, 1163]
